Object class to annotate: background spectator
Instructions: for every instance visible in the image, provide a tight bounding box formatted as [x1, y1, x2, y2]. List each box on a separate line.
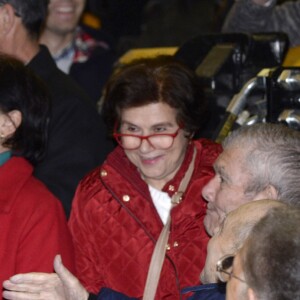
[40, 0, 116, 104]
[0, 0, 114, 217]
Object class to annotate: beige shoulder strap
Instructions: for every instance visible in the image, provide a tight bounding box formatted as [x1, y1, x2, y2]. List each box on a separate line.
[143, 147, 197, 300]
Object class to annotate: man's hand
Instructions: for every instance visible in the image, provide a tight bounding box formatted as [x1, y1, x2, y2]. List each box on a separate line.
[2, 255, 89, 300]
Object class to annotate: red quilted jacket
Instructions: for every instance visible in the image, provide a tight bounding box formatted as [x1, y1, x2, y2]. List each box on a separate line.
[69, 139, 222, 299]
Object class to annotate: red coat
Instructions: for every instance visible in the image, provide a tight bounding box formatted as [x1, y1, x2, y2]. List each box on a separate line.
[0, 157, 75, 291]
[69, 139, 222, 299]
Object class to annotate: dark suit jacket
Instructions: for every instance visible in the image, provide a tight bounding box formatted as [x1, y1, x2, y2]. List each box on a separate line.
[28, 45, 114, 217]
[69, 26, 116, 105]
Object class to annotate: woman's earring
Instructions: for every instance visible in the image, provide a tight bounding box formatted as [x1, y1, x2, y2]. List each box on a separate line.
[0, 133, 5, 141]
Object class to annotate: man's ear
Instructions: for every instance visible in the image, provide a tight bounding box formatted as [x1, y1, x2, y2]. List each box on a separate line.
[253, 184, 278, 201]
[0, 3, 17, 35]
[247, 287, 258, 300]
[0, 110, 22, 137]
[266, 184, 278, 199]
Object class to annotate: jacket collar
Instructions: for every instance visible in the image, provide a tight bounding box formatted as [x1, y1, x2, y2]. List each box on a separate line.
[107, 142, 196, 199]
[0, 157, 33, 213]
[27, 45, 58, 80]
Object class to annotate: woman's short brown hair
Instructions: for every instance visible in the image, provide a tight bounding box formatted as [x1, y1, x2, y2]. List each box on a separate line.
[102, 55, 208, 137]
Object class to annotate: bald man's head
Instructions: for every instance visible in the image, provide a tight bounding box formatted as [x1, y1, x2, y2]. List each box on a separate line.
[201, 199, 287, 284]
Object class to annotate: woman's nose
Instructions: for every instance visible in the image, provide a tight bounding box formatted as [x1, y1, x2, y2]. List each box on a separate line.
[139, 138, 154, 152]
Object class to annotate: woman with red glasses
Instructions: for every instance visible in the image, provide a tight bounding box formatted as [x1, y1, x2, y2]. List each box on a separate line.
[6, 56, 221, 300]
[69, 55, 222, 299]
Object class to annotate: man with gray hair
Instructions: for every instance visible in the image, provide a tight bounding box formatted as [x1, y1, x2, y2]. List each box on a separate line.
[203, 123, 300, 236]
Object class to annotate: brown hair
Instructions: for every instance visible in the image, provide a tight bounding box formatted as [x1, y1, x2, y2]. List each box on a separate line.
[102, 55, 208, 136]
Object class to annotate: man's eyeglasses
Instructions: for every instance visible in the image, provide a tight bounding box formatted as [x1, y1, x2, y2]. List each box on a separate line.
[113, 125, 182, 150]
[216, 254, 247, 283]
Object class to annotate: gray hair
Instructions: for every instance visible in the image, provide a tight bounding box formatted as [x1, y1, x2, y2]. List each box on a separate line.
[242, 206, 300, 300]
[223, 123, 300, 206]
[0, 0, 49, 38]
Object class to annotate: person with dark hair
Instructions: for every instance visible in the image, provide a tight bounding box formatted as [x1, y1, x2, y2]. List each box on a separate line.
[225, 205, 300, 300]
[0, 0, 114, 217]
[0, 54, 75, 289]
[66, 56, 221, 299]
[40, 0, 116, 104]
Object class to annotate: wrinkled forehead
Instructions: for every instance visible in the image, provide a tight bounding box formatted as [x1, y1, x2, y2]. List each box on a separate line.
[215, 146, 249, 177]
